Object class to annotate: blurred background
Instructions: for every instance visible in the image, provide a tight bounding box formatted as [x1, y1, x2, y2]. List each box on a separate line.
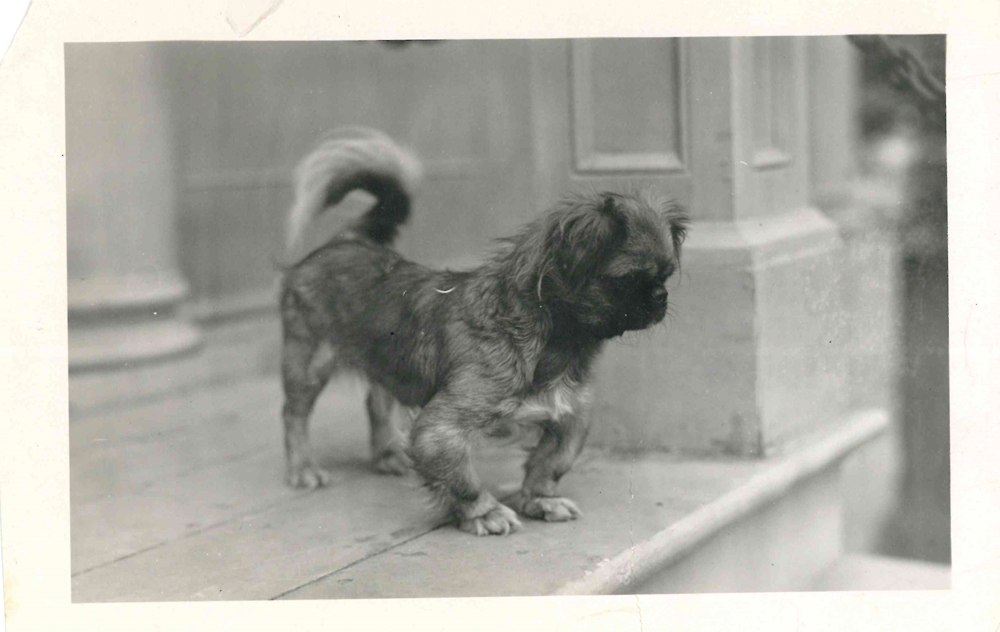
[66, 36, 949, 589]
[854, 35, 949, 564]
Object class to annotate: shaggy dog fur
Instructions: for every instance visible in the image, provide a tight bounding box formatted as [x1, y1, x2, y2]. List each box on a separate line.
[280, 127, 688, 536]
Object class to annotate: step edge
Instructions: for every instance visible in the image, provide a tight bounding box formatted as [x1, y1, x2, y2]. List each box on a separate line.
[554, 408, 890, 595]
[811, 553, 951, 591]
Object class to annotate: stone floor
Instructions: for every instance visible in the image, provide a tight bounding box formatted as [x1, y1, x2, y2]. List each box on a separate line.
[71, 371, 769, 601]
[69, 339, 928, 601]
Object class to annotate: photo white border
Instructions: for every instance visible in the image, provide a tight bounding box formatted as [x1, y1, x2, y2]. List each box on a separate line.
[1, 0, 997, 630]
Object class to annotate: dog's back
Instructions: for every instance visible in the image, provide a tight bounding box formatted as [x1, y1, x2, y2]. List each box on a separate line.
[284, 236, 471, 407]
[281, 128, 470, 407]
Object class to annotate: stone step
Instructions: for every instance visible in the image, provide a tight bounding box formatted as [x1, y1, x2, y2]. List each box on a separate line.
[71, 364, 894, 600]
[812, 554, 950, 591]
[282, 411, 888, 599]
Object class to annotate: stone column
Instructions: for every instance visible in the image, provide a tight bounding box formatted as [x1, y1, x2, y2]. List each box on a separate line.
[546, 37, 853, 456]
[809, 37, 860, 207]
[67, 43, 200, 371]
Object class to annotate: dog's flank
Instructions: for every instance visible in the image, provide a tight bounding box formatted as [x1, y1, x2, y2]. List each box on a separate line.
[279, 127, 687, 536]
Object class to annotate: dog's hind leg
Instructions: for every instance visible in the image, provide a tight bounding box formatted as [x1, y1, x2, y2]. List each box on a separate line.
[281, 308, 340, 489]
[366, 384, 410, 476]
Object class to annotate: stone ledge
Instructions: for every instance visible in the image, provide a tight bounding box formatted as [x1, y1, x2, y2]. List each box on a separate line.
[812, 553, 950, 591]
[281, 410, 889, 599]
[70, 363, 890, 602]
[68, 311, 280, 415]
[563, 409, 888, 594]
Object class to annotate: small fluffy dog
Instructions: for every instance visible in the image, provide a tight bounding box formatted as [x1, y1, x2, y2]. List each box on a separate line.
[280, 127, 687, 536]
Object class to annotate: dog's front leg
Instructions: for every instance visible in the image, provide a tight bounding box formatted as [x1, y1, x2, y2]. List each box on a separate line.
[505, 410, 590, 522]
[408, 395, 522, 536]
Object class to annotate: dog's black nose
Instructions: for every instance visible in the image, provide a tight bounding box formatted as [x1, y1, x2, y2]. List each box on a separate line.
[652, 286, 668, 304]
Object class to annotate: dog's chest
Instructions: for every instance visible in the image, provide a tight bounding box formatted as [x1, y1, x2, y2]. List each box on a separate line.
[512, 378, 590, 424]
[481, 378, 589, 446]
[530, 336, 598, 388]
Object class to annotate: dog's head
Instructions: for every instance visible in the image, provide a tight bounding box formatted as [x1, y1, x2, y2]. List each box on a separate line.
[509, 190, 689, 340]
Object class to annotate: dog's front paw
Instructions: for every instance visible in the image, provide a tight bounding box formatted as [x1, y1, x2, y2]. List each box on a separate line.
[371, 447, 410, 476]
[457, 503, 523, 536]
[285, 463, 333, 490]
[508, 493, 583, 522]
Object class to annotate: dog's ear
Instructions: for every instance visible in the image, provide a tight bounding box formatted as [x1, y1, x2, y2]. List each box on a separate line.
[551, 193, 627, 288]
[506, 218, 557, 301]
[658, 199, 690, 259]
[507, 193, 627, 301]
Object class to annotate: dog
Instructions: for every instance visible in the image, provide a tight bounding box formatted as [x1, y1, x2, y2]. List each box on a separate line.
[279, 127, 688, 536]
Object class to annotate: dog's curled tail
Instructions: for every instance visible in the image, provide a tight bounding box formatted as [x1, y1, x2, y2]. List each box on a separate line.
[286, 127, 423, 252]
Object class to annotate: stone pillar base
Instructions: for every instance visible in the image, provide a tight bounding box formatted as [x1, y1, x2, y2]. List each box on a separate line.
[66, 43, 202, 374]
[69, 319, 201, 372]
[68, 274, 201, 372]
[590, 207, 850, 457]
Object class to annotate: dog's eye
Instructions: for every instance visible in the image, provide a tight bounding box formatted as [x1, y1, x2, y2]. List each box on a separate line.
[610, 272, 654, 291]
[639, 269, 666, 285]
[658, 263, 675, 282]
